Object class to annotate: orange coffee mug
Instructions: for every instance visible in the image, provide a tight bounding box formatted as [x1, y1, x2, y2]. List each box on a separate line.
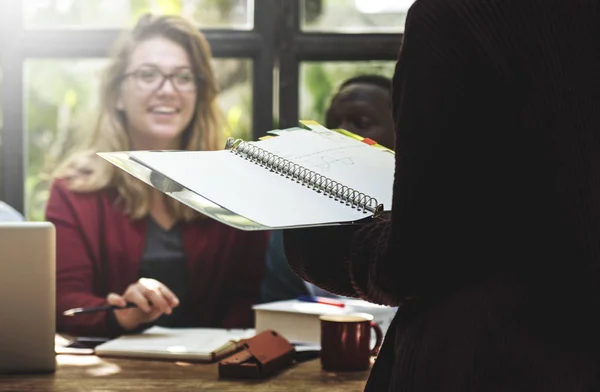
[319, 313, 383, 371]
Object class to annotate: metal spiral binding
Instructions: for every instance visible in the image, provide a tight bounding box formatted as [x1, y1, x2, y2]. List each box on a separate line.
[227, 138, 383, 216]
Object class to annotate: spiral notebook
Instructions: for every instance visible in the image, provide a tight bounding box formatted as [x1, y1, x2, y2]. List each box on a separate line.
[98, 121, 395, 230]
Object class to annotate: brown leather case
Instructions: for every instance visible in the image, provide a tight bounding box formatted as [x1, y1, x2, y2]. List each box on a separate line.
[218, 330, 295, 379]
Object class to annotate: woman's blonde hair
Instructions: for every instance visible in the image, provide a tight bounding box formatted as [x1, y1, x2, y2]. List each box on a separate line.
[54, 14, 224, 221]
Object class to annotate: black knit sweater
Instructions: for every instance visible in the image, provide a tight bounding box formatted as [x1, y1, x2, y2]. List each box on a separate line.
[284, 0, 600, 390]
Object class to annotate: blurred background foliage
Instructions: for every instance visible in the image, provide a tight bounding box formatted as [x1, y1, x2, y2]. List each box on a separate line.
[300, 61, 395, 123]
[25, 58, 252, 220]
[18, 0, 405, 219]
[24, 0, 253, 29]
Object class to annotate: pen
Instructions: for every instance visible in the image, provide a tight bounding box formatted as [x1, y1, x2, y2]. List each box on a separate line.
[297, 295, 345, 308]
[63, 302, 138, 317]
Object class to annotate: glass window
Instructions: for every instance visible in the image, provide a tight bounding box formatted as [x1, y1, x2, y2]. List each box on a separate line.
[302, 0, 414, 33]
[23, 0, 254, 30]
[300, 61, 395, 123]
[24, 57, 252, 220]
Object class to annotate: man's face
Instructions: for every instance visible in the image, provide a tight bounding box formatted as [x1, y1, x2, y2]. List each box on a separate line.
[325, 83, 395, 150]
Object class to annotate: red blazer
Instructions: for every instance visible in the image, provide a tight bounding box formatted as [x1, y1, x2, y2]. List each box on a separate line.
[46, 179, 268, 337]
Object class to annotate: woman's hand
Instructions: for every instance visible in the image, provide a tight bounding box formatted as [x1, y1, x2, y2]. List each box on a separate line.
[106, 278, 180, 331]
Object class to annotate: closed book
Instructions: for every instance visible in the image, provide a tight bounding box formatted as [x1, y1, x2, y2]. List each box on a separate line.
[94, 326, 255, 362]
[253, 299, 397, 344]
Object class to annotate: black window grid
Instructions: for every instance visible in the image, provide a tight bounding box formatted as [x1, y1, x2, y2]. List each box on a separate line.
[0, 0, 402, 214]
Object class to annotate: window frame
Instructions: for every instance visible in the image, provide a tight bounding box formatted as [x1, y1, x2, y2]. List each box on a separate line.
[0, 0, 402, 214]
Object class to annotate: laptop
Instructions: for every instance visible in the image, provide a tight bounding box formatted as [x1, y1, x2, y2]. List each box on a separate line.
[0, 222, 56, 373]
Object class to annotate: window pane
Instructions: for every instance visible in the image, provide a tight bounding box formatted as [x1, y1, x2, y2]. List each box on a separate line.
[300, 61, 395, 123]
[302, 0, 413, 33]
[24, 0, 254, 30]
[24, 58, 252, 220]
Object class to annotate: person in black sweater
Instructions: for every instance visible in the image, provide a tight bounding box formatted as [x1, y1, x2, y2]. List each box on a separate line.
[284, 0, 600, 390]
[261, 74, 395, 302]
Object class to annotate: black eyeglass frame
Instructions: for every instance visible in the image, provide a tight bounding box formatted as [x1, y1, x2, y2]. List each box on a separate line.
[121, 66, 202, 92]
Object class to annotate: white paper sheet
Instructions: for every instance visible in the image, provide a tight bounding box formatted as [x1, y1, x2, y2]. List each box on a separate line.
[122, 127, 394, 229]
[95, 326, 255, 361]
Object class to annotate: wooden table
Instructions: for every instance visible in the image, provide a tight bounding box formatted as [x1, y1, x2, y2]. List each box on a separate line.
[0, 355, 370, 392]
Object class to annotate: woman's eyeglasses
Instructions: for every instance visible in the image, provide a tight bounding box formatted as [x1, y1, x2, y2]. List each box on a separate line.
[122, 66, 198, 92]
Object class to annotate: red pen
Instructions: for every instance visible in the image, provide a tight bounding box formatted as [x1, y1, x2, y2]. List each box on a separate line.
[297, 295, 345, 308]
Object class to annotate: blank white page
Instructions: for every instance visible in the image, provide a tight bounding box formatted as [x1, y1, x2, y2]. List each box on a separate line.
[249, 129, 395, 209]
[131, 149, 371, 228]
[94, 326, 255, 361]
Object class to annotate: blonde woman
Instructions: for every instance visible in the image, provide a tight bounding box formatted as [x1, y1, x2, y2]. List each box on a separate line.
[46, 14, 268, 337]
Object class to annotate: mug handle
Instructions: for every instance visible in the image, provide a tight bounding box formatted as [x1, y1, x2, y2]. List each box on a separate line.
[369, 321, 384, 356]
